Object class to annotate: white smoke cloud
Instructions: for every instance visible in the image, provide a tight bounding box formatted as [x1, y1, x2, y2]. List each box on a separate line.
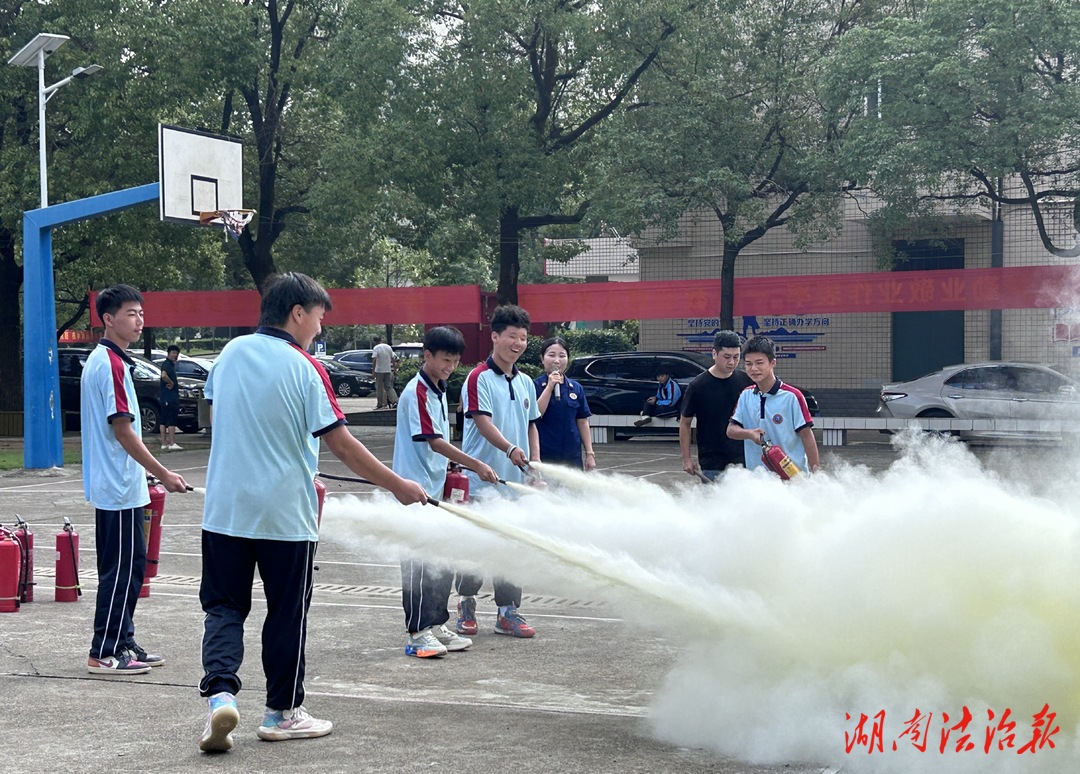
[321, 431, 1080, 773]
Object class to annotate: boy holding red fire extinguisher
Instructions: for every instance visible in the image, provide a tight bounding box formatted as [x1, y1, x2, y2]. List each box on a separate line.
[393, 326, 500, 658]
[727, 336, 820, 476]
[81, 284, 189, 676]
[197, 273, 428, 753]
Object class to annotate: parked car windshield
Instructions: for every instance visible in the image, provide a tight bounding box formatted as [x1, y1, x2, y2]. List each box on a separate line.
[320, 359, 352, 373]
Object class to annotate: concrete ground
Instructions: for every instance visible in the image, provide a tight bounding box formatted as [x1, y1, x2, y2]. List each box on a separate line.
[0, 404, 1005, 773]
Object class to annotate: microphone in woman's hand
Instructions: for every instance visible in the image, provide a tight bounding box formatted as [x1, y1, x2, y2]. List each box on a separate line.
[553, 371, 561, 400]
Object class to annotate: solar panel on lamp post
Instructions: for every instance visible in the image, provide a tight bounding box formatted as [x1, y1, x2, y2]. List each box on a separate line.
[7, 33, 104, 209]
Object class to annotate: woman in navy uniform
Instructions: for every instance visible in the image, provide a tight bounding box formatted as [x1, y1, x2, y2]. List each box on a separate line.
[534, 337, 596, 470]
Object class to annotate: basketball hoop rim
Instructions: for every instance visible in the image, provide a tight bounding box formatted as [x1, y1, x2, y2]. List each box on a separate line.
[198, 208, 256, 227]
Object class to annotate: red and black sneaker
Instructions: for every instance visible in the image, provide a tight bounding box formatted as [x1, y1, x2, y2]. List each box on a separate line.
[456, 596, 478, 636]
[494, 608, 535, 638]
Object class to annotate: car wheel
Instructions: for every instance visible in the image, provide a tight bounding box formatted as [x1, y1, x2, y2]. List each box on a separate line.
[336, 380, 353, 397]
[916, 408, 958, 437]
[141, 402, 161, 435]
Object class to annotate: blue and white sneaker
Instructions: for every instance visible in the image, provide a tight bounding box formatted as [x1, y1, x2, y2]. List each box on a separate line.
[199, 692, 240, 752]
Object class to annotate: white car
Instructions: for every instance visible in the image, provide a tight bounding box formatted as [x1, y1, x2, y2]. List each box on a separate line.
[877, 362, 1080, 440]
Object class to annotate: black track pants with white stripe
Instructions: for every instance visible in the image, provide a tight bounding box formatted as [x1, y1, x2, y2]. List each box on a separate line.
[401, 558, 453, 633]
[90, 507, 147, 659]
[199, 530, 315, 711]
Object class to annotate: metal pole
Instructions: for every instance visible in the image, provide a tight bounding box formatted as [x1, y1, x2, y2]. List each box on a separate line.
[37, 48, 47, 208]
[22, 183, 161, 469]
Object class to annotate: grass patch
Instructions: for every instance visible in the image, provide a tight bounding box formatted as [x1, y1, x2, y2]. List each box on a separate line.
[0, 449, 81, 470]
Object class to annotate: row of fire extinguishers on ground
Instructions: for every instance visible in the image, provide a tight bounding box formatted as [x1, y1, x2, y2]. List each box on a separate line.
[0, 476, 169, 614]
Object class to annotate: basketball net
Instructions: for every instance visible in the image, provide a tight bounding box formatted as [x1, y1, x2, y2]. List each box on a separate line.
[199, 209, 256, 241]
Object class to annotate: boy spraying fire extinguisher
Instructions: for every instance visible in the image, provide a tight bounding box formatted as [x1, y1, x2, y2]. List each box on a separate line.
[727, 336, 820, 477]
[393, 326, 500, 659]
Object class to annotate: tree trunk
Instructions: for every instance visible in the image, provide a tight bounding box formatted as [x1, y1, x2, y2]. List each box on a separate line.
[497, 206, 521, 305]
[239, 220, 277, 293]
[720, 242, 739, 332]
[0, 228, 22, 411]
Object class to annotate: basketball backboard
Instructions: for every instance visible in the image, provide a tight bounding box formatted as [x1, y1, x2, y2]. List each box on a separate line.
[158, 124, 244, 225]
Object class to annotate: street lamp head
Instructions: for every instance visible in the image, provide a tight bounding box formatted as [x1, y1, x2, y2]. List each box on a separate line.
[72, 64, 103, 79]
[7, 33, 70, 67]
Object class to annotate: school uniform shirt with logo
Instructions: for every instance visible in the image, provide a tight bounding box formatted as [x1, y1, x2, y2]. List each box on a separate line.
[393, 369, 451, 499]
[202, 327, 345, 542]
[80, 341, 150, 510]
[730, 379, 814, 473]
[461, 356, 540, 496]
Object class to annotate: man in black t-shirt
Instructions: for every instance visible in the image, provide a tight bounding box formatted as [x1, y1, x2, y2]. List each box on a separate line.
[679, 331, 752, 481]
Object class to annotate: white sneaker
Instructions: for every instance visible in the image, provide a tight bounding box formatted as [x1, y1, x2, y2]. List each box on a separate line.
[256, 706, 333, 741]
[161, 445, 169, 451]
[404, 627, 448, 658]
[169, 443, 183, 450]
[433, 624, 472, 651]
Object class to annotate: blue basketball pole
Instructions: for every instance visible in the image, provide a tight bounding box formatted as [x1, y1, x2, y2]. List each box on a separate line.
[23, 183, 160, 469]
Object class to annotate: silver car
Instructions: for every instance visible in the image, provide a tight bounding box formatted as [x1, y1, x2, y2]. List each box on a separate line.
[877, 362, 1080, 440]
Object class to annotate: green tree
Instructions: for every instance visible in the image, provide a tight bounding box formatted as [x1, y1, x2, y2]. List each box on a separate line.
[836, 0, 1080, 257]
[594, 0, 867, 330]
[0, 2, 231, 411]
[0, 0, 412, 411]
[363, 0, 681, 304]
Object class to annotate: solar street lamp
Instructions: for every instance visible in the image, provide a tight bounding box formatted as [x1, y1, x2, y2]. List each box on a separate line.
[8, 33, 104, 208]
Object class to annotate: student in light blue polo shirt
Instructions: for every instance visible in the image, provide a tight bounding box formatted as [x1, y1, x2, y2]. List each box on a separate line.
[728, 336, 820, 475]
[81, 285, 189, 678]
[197, 273, 428, 754]
[455, 304, 541, 639]
[393, 326, 499, 658]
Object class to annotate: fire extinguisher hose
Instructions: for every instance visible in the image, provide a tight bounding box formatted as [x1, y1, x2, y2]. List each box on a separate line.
[64, 519, 82, 597]
[317, 471, 517, 488]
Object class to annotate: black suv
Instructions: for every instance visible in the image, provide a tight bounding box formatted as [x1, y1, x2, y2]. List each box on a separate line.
[331, 349, 374, 373]
[59, 347, 203, 434]
[315, 356, 376, 397]
[566, 351, 819, 432]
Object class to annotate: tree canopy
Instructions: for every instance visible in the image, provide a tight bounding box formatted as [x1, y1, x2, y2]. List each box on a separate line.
[591, 0, 866, 329]
[836, 0, 1080, 256]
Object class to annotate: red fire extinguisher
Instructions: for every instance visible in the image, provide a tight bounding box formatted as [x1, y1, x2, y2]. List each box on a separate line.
[443, 464, 470, 504]
[0, 527, 22, 613]
[55, 517, 81, 603]
[140, 479, 167, 598]
[761, 439, 801, 481]
[314, 476, 327, 528]
[13, 516, 34, 603]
